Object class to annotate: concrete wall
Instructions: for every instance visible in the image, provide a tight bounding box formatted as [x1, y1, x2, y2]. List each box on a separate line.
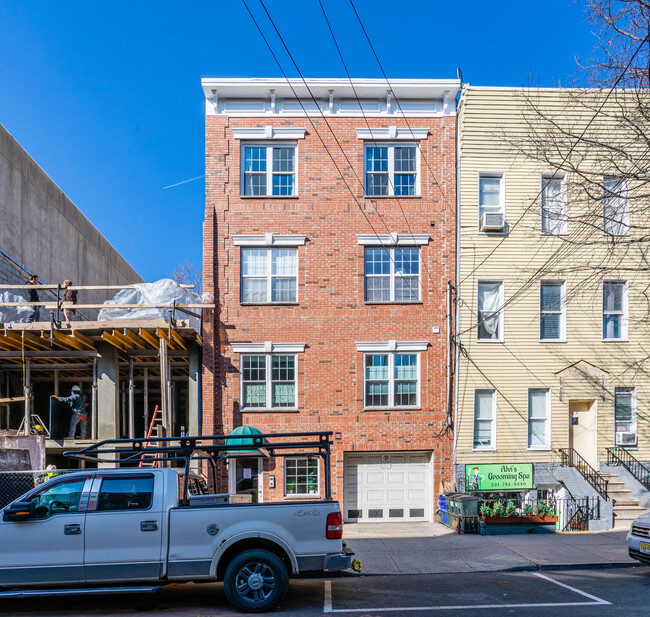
[0, 123, 141, 304]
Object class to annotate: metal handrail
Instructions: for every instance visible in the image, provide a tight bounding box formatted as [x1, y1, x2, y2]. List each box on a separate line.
[606, 447, 650, 491]
[559, 447, 609, 500]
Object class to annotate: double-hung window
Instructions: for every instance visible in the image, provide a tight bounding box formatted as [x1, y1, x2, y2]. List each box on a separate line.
[241, 248, 297, 303]
[540, 281, 566, 341]
[477, 281, 504, 341]
[614, 387, 637, 445]
[528, 389, 550, 449]
[478, 173, 504, 222]
[241, 354, 296, 410]
[603, 281, 628, 340]
[364, 246, 419, 302]
[364, 353, 418, 408]
[242, 144, 296, 196]
[285, 457, 319, 496]
[365, 144, 418, 196]
[603, 176, 629, 235]
[473, 389, 496, 449]
[541, 174, 568, 234]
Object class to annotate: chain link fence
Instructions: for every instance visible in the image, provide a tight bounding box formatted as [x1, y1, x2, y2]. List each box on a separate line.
[0, 470, 79, 509]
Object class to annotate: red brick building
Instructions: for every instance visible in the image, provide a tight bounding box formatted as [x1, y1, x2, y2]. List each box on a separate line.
[201, 78, 459, 523]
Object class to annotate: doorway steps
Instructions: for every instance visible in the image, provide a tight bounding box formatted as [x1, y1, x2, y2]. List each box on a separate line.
[598, 473, 647, 528]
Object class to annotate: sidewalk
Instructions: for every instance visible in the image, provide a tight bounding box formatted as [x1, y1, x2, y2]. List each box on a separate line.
[342, 522, 638, 574]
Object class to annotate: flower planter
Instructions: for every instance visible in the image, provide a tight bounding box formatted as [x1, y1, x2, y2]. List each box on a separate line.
[482, 515, 558, 524]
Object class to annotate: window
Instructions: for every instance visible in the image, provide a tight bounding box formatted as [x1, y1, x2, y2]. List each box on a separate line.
[479, 173, 504, 221]
[365, 144, 418, 196]
[603, 176, 629, 235]
[603, 281, 628, 340]
[28, 479, 86, 519]
[541, 175, 568, 234]
[615, 387, 637, 444]
[285, 457, 319, 496]
[473, 389, 495, 449]
[528, 389, 550, 449]
[241, 248, 297, 303]
[242, 144, 296, 196]
[364, 352, 418, 408]
[241, 354, 296, 409]
[97, 476, 154, 511]
[540, 281, 565, 341]
[477, 281, 503, 341]
[364, 247, 420, 302]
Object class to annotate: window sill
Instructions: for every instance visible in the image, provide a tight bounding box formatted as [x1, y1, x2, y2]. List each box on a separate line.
[539, 339, 566, 343]
[239, 195, 300, 199]
[541, 232, 569, 236]
[240, 303, 299, 307]
[527, 447, 551, 452]
[472, 446, 496, 452]
[363, 406, 421, 412]
[602, 338, 629, 343]
[283, 494, 321, 500]
[476, 339, 504, 344]
[364, 301, 423, 305]
[240, 408, 300, 413]
[364, 195, 422, 199]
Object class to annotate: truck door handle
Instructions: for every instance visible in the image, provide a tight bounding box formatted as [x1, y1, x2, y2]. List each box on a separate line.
[141, 520, 158, 532]
[64, 523, 82, 535]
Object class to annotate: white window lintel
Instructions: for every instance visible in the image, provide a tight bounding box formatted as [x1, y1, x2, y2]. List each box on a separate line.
[233, 233, 307, 247]
[356, 127, 429, 140]
[232, 342, 306, 353]
[356, 233, 430, 246]
[232, 126, 306, 140]
[355, 340, 429, 352]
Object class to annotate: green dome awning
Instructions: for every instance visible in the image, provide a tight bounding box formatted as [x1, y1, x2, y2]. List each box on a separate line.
[225, 425, 265, 455]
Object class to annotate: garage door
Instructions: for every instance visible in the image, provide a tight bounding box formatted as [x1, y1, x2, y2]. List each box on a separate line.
[343, 452, 432, 522]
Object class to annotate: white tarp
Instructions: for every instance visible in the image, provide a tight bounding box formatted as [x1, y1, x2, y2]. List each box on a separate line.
[0, 291, 34, 324]
[98, 279, 203, 330]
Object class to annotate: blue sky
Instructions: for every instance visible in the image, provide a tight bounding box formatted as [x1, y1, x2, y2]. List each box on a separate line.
[0, 0, 595, 282]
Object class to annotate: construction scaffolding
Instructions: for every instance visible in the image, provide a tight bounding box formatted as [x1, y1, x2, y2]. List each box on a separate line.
[0, 283, 210, 468]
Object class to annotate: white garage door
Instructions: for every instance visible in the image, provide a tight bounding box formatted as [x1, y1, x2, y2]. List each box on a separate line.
[343, 452, 432, 522]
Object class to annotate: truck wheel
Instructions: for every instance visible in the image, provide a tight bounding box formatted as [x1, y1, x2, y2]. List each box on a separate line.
[223, 549, 289, 613]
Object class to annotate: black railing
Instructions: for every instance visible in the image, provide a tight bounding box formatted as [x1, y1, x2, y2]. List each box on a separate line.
[562, 497, 600, 531]
[559, 447, 609, 500]
[606, 446, 650, 491]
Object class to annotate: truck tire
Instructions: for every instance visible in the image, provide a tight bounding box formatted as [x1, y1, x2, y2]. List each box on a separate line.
[223, 548, 289, 613]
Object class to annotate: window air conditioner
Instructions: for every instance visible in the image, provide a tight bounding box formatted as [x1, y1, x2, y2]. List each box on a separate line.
[480, 213, 505, 232]
[615, 432, 637, 446]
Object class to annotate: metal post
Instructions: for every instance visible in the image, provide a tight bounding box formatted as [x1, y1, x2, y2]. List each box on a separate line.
[54, 369, 59, 397]
[143, 367, 148, 437]
[92, 357, 97, 440]
[23, 358, 31, 435]
[128, 358, 135, 439]
[159, 338, 169, 436]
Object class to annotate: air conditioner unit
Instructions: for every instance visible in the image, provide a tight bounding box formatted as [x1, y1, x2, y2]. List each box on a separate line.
[480, 213, 505, 232]
[616, 432, 637, 446]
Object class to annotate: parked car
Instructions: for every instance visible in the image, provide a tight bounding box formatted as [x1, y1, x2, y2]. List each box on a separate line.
[627, 511, 650, 565]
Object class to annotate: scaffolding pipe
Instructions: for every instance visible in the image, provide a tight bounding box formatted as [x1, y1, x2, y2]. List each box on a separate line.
[23, 359, 30, 436]
[128, 358, 135, 439]
[92, 357, 98, 440]
[143, 367, 148, 439]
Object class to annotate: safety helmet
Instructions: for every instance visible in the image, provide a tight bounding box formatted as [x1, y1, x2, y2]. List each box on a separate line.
[72, 385, 81, 393]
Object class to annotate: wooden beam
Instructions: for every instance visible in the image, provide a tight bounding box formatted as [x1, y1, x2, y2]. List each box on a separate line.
[0, 351, 97, 359]
[0, 284, 195, 291]
[169, 328, 187, 351]
[0, 303, 212, 309]
[70, 331, 96, 350]
[110, 329, 136, 350]
[52, 330, 86, 351]
[101, 332, 129, 353]
[0, 396, 26, 404]
[138, 329, 160, 349]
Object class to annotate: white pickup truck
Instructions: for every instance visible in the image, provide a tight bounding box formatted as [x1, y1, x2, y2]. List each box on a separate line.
[0, 432, 352, 612]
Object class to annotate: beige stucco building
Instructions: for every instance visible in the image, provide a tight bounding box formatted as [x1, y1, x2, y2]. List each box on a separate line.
[455, 87, 650, 522]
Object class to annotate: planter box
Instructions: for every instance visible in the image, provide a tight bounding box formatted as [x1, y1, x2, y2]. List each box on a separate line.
[482, 515, 558, 524]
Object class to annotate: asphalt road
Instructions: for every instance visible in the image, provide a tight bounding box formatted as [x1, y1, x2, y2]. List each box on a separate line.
[2, 567, 649, 617]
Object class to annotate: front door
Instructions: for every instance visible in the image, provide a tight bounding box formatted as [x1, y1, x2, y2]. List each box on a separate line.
[84, 473, 163, 581]
[0, 475, 91, 585]
[230, 458, 261, 503]
[569, 399, 598, 469]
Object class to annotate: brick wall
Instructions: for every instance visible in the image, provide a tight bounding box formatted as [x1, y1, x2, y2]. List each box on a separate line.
[203, 113, 456, 506]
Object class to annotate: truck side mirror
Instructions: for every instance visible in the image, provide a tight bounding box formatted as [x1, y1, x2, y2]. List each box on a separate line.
[3, 501, 35, 522]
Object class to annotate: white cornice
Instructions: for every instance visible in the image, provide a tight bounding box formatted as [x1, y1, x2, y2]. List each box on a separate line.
[356, 233, 430, 246]
[232, 233, 307, 247]
[356, 127, 429, 140]
[355, 340, 429, 352]
[231, 126, 306, 140]
[231, 342, 306, 353]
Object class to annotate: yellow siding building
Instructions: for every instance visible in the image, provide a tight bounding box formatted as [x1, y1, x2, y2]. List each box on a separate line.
[456, 87, 650, 509]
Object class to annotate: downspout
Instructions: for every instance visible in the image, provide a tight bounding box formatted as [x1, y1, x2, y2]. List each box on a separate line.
[452, 80, 465, 475]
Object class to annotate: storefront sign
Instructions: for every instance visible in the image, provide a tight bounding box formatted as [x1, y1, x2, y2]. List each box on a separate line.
[465, 463, 533, 491]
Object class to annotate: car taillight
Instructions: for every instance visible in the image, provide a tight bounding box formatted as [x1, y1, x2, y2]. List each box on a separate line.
[326, 511, 343, 539]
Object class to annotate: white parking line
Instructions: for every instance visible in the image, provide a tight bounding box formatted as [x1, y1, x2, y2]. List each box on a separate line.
[322, 572, 612, 613]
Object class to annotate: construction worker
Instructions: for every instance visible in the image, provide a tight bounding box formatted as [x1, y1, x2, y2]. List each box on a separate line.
[25, 274, 40, 323]
[55, 385, 88, 439]
[60, 280, 77, 327]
